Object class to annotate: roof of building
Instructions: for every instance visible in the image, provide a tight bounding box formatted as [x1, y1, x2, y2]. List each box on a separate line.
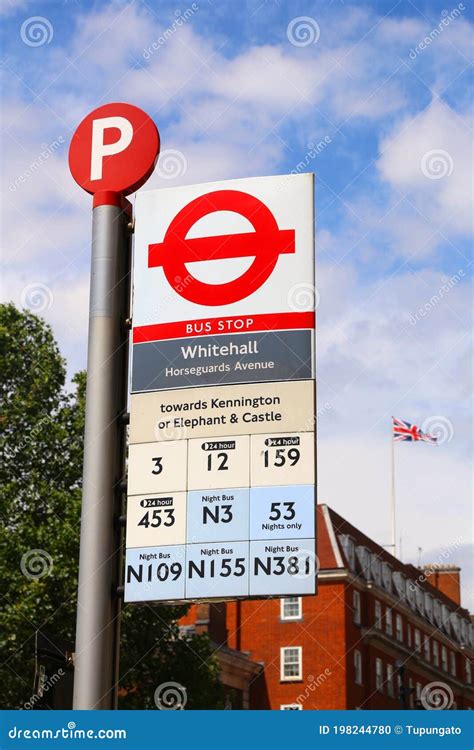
[318, 504, 473, 651]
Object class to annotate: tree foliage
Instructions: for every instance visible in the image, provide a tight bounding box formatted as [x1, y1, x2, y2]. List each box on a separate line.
[0, 304, 223, 709]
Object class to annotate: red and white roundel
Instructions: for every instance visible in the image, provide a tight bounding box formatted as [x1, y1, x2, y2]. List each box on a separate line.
[133, 174, 314, 328]
[148, 190, 296, 306]
[69, 102, 160, 199]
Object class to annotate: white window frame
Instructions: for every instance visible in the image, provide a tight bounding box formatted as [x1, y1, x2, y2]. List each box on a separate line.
[374, 600, 382, 629]
[395, 614, 403, 642]
[423, 636, 430, 662]
[385, 607, 393, 636]
[280, 703, 302, 710]
[466, 658, 472, 685]
[375, 657, 384, 692]
[450, 651, 456, 677]
[353, 590, 361, 625]
[281, 646, 303, 681]
[433, 640, 439, 667]
[416, 682, 422, 700]
[441, 646, 448, 672]
[354, 649, 363, 685]
[386, 663, 394, 697]
[281, 597, 302, 621]
[414, 628, 421, 652]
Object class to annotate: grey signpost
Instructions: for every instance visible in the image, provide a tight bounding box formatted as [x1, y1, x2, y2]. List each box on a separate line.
[68, 103, 160, 709]
[73, 203, 130, 709]
[68, 107, 317, 708]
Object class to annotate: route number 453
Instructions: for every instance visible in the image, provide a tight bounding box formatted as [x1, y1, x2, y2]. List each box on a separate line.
[138, 508, 175, 528]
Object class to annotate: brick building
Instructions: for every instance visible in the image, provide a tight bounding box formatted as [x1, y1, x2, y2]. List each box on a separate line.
[180, 505, 474, 709]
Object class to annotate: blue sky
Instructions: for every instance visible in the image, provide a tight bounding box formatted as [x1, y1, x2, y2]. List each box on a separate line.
[1, 0, 472, 604]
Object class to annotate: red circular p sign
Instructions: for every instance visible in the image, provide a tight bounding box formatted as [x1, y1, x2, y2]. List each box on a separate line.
[69, 103, 160, 205]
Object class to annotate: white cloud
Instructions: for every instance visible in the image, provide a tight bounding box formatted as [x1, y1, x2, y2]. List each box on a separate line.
[315, 259, 472, 473]
[0, 0, 33, 17]
[378, 99, 473, 235]
[319, 434, 473, 610]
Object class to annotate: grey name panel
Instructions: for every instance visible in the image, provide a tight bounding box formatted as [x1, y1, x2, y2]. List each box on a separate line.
[132, 330, 312, 393]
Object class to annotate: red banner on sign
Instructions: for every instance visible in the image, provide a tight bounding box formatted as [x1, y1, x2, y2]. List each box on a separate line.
[133, 311, 315, 344]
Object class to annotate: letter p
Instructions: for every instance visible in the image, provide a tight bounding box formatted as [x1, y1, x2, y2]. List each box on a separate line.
[90, 116, 133, 181]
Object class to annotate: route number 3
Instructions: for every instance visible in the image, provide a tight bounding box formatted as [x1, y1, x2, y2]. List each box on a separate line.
[151, 457, 163, 475]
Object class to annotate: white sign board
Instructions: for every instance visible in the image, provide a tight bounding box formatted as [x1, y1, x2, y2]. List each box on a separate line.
[125, 174, 316, 603]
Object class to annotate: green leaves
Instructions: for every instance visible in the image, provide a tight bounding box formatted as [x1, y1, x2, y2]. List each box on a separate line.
[0, 305, 224, 709]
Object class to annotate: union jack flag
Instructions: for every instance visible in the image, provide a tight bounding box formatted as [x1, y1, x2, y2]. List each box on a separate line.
[392, 417, 437, 444]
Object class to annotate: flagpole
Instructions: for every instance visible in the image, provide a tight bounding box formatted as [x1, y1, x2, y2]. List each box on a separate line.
[391, 419, 396, 557]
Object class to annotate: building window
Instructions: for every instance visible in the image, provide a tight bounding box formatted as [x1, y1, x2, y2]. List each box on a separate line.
[466, 659, 472, 685]
[281, 597, 302, 621]
[281, 647, 302, 681]
[374, 600, 382, 629]
[416, 682, 422, 700]
[423, 637, 430, 662]
[433, 641, 439, 667]
[407, 623, 412, 648]
[441, 646, 448, 672]
[375, 658, 384, 692]
[385, 607, 393, 637]
[396, 614, 403, 642]
[450, 652, 456, 677]
[414, 628, 421, 652]
[354, 650, 363, 685]
[280, 704, 302, 710]
[353, 590, 361, 625]
[386, 663, 394, 697]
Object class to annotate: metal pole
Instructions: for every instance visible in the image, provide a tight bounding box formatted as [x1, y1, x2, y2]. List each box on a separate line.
[390, 426, 396, 557]
[73, 203, 130, 709]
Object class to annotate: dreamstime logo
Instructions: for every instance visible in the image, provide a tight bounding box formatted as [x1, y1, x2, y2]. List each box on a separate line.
[143, 273, 193, 323]
[154, 681, 187, 710]
[154, 420, 186, 444]
[409, 536, 464, 591]
[291, 136, 332, 173]
[409, 4, 465, 59]
[408, 268, 465, 325]
[156, 149, 188, 180]
[20, 283, 53, 313]
[23, 668, 65, 710]
[20, 16, 53, 47]
[421, 416, 454, 445]
[296, 668, 332, 706]
[421, 681, 454, 710]
[287, 283, 320, 312]
[420, 149, 453, 179]
[20, 549, 53, 580]
[290, 549, 320, 580]
[27, 415, 53, 445]
[143, 4, 199, 58]
[287, 16, 320, 47]
[9, 136, 65, 192]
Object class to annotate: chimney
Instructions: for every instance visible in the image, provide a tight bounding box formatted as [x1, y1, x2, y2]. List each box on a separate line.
[422, 564, 461, 605]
